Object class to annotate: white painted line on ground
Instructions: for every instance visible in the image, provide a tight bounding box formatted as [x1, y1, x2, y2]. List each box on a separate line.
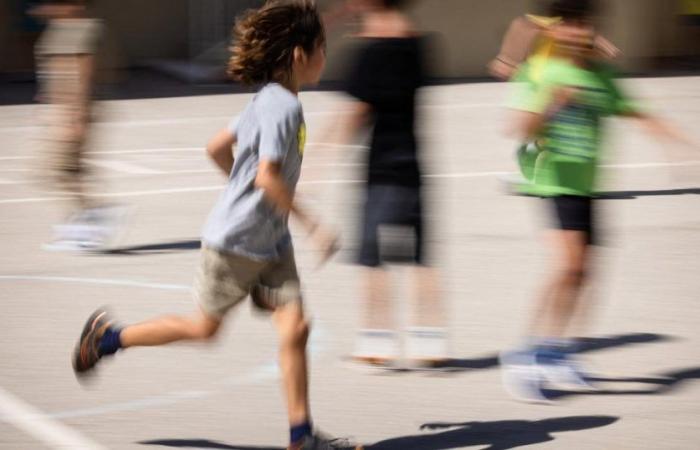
[96, 185, 221, 198]
[0, 155, 32, 161]
[48, 391, 212, 420]
[0, 275, 190, 291]
[85, 147, 202, 155]
[0, 387, 107, 449]
[0, 102, 506, 133]
[0, 143, 357, 162]
[84, 159, 162, 175]
[602, 160, 700, 169]
[0, 196, 66, 205]
[0, 168, 32, 172]
[1, 160, 698, 205]
[425, 170, 512, 179]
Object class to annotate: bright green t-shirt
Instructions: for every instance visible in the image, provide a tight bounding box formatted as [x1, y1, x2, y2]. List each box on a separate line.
[511, 56, 636, 197]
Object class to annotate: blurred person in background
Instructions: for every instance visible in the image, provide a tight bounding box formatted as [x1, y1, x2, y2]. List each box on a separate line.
[489, 0, 619, 190]
[500, 0, 691, 403]
[71, 2, 357, 449]
[339, 0, 448, 369]
[32, 0, 120, 251]
[322, 0, 373, 30]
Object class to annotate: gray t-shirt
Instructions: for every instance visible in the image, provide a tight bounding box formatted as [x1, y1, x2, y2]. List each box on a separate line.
[202, 83, 306, 260]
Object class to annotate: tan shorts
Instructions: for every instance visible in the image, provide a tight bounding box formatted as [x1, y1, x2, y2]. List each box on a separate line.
[194, 246, 302, 319]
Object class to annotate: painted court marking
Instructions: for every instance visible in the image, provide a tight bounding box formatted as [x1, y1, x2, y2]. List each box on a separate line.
[0, 387, 107, 449]
[84, 158, 163, 175]
[0, 102, 502, 133]
[0, 275, 190, 291]
[0, 159, 698, 205]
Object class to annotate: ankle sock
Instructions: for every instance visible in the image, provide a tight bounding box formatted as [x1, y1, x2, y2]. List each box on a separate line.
[99, 328, 122, 355]
[290, 420, 312, 445]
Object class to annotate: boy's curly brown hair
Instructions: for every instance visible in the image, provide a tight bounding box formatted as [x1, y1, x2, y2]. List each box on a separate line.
[228, 0, 325, 85]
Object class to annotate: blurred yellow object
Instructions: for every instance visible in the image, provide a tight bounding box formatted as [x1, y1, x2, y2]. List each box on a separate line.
[526, 15, 561, 83]
[681, 0, 700, 15]
[525, 14, 562, 28]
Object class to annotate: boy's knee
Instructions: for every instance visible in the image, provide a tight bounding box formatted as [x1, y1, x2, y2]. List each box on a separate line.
[562, 268, 586, 285]
[281, 317, 310, 348]
[194, 320, 220, 341]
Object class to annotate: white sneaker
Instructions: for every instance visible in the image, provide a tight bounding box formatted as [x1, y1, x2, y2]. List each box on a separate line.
[500, 349, 551, 404]
[45, 205, 127, 253]
[351, 329, 399, 366]
[538, 353, 596, 391]
[405, 327, 449, 367]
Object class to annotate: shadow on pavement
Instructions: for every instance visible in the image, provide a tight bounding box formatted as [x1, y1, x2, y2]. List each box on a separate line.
[139, 440, 280, 450]
[368, 415, 618, 450]
[597, 188, 700, 200]
[105, 239, 201, 255]
[434, 332, 672, 373]
[545, 366, 700, 400]
[140, 415, 618, 450]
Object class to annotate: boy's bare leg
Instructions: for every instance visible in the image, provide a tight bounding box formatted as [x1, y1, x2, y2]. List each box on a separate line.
[273, 301, 310, 426]
[120, 308, 221, 348]
[407, 266, 448, 364]
[541, 230, 589, 338]
[412, 266, 444, 328]
[364, 268, 393, 329]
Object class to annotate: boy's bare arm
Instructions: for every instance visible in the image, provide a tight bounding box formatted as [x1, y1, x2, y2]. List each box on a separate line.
[206, 128, 236, 175]
[489, 16, 541, 80]
[255, 160, 338, 263]
[625, 111, 698, 149]
[255, 160, 315, 231]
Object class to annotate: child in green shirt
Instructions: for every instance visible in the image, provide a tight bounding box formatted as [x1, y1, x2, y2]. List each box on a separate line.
[501, 0, 687, 403]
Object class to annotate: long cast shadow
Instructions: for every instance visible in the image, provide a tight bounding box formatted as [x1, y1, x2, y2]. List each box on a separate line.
[140, 415, 618, 450]
[369, 415, 618, 450]
[438, 332, 671, 373]
[140, 440, 280, 450]
[105, 239, 201, 255]
[544, 366, 700, 400]
[597, 187, 700, 200]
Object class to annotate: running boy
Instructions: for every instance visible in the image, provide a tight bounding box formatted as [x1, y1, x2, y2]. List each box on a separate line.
[72, 2, 357, 448]
[501, 0, 686, 402]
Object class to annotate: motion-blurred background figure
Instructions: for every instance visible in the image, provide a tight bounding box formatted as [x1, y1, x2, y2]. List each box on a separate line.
[338, 0, 448, 368]
[489, 0, 620, 193]
[32, 0, 120, 251]
[500, 0, 694, 403]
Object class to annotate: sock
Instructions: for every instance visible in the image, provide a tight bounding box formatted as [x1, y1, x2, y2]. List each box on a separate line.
[290, 420, 312, 445]
[99, 328, 122, 356]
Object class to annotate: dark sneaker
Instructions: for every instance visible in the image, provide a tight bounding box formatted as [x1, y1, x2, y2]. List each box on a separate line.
[72, 309, 114, 377]
[291, 432, 362, 450]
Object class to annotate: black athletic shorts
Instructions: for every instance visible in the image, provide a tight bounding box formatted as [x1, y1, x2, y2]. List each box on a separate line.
[549, 195, 597, 245]
[359, 184, 424, 267]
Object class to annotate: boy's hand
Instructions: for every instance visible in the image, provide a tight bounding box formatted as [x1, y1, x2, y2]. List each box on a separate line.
[593, 35, 621, 60]
[309, 224, 340, 268]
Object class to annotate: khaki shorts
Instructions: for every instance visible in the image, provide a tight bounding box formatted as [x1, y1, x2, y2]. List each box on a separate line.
[194, 246, 302, 319]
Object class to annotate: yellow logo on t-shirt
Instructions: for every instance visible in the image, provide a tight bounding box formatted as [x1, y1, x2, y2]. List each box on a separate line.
[297, 123, 306, 156]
